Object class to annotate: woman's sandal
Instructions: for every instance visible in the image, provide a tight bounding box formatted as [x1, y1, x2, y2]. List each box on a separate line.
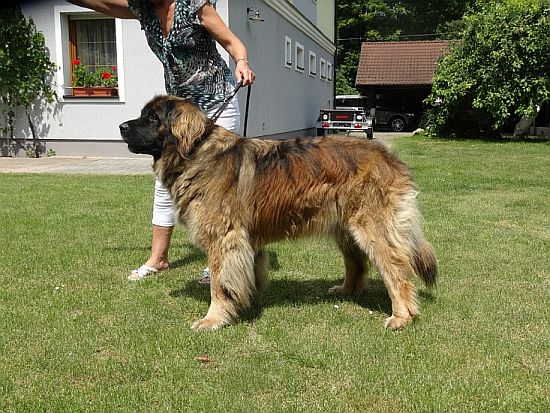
[128, 265, 161, 281]
[198, 267, 210, 284]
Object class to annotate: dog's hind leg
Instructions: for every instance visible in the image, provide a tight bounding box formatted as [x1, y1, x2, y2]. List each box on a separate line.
[329, 234, 369, 295]
[350, 224, 419, 330]
[191, 230, 256, 331]
[254, 249, 269, 292]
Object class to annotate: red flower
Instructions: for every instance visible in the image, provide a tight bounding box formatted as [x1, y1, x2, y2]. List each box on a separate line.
[73, 58, 81, 65]
[102, 71, 112, 80]
[111, 66, 117, 71]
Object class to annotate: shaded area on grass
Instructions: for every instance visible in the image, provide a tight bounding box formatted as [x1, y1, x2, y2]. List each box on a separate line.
[170, 268, 435, 323]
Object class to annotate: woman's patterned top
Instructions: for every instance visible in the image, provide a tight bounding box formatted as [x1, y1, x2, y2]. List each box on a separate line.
[127, 0, 235, 111]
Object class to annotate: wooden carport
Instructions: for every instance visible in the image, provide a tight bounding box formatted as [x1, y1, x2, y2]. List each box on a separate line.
[355, 40, 450, 117]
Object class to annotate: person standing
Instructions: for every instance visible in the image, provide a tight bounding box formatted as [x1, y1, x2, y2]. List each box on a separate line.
[68, 0, 255, 282]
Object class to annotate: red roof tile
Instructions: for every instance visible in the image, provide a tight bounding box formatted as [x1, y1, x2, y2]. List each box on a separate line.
[355, 40, 450, 86]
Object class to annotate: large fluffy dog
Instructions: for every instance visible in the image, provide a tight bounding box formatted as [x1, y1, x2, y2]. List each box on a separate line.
[119, 96, 437, 331]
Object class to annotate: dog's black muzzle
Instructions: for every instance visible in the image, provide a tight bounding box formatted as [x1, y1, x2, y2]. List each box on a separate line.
[119, 120, 142, 154]
[119, 121, 131, 143]
[119, 119, 163, 159]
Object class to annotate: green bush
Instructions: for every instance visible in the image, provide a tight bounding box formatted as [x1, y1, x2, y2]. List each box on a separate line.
[425, 0, 550, 137]
[0, 4, 56, 156]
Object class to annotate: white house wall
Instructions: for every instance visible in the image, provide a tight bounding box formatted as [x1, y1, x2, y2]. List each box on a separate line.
[14, 1, 165, 156]
[13, 0, 334, 156]
[228, 0, 335, 138]
[24, 2, 164, 154]
[316, 0, 336, 41]
[285, 0, 317, 24]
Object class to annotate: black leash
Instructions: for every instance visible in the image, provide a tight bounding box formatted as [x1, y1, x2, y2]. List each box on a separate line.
[243, 83, 251, 137]
[209, 80, 251, 137]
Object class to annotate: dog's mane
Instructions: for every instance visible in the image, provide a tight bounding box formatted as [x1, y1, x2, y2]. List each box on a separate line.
[155, 96, 410, 208]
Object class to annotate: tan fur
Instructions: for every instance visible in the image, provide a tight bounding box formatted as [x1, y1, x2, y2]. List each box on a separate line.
[122, 96, 438, 330]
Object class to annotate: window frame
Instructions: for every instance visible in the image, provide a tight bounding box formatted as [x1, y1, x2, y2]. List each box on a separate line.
[319, 57, 326, 80]
[284, 36, 292, 68]
[308, 51, 317, 77]
[295, 42, 305, 72]
[54, 5, 125, 102]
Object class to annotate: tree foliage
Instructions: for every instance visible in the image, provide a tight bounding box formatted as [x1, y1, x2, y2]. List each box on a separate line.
[336, 0, 406, 94]
[400, 0, 475, 38]
[424, 0, 550, 136]
[0, 3, 57, 156]
[336, 0, 475, 94]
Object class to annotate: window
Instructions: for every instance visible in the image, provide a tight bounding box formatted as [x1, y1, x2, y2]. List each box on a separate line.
[54, 5, 125, 102]
[69, 16, 118, 95]
[320, 58, 326, 80]
[327, 62, 333, 81]
[335, 96, 367, 110]
[54, 6, 125, 100]
[284, 36, 292, 68]
[308, 51, 317, 76]
[295, 42, 305, 72]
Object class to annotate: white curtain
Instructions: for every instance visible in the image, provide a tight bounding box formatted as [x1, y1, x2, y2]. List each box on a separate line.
[73, 18, 117, 72]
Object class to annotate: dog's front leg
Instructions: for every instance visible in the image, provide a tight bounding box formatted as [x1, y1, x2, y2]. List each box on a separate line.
[191, 231, 256, 331]
[191, 286, 235, 331]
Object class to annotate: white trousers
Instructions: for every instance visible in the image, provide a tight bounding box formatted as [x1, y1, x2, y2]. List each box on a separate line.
[152, 96, 241, 226]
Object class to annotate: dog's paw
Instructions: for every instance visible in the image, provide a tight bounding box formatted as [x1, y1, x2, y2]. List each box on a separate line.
[191, 317, 229, 331]
[384, 315, 412, 330]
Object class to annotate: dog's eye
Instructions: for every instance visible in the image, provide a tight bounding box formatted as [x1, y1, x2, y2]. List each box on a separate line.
[145, 113, 159, 123]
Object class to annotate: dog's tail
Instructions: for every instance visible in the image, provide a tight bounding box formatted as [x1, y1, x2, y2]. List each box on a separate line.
[411, 238, 438, 288]
[394, 184, 438, 288]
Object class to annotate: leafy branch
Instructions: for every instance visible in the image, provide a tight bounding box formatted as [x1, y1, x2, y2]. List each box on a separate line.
[0, 4, 57, 157]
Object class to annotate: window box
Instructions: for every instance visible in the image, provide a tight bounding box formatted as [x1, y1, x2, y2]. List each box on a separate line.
[72, 86, 118, 97]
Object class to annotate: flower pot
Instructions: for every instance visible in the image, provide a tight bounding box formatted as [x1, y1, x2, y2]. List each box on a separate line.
[72, 87, 118, 97]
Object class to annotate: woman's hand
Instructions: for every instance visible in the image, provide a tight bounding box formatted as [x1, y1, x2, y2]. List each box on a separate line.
[235, 59, 255, 86]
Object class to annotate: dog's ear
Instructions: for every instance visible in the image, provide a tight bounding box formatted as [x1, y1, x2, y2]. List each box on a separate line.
[168, 99, 209, 156]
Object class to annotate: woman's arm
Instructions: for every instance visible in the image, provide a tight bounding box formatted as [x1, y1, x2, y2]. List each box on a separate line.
[197, 3, 256, 86]
[66, 0, 136, 19]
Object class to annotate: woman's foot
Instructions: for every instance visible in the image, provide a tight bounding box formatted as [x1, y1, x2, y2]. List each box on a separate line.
[128, 261, 169, 281]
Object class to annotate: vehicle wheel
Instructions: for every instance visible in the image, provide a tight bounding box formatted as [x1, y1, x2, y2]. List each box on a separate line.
[366, 131, 374, 139]
[389, 116, 406, 132]
[316, 128, 326, 136]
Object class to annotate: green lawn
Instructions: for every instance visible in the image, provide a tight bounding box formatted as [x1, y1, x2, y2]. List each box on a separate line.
[0, 136, 548, 412]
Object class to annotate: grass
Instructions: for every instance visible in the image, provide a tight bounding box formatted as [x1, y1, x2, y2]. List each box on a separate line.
[0, 136, 548, 412]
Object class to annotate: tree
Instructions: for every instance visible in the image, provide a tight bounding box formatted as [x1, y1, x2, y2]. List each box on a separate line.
[424, 0, 550, 137]
[401, 0, 475, 38]
[0, 4, 57, 157]
[336, 0, 406, 94]
[335, 0, 475, 94]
